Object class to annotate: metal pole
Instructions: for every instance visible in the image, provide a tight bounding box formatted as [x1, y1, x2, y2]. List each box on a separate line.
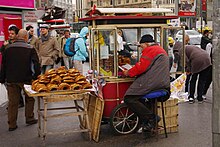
[212, 0, 220, 146]
[200, 0, 203, 32]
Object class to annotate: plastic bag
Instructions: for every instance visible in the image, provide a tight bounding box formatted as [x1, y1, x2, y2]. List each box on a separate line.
[0, 84, 8, 107]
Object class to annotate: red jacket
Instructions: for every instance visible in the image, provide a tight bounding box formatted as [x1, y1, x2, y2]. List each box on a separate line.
[128, 45, 168, 77]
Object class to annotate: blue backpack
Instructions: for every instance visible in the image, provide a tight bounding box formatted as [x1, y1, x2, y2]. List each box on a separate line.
[64, 37, 80, 57]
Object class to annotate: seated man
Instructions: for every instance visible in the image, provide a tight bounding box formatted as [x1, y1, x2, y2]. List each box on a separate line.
[123, 34, 170, 131]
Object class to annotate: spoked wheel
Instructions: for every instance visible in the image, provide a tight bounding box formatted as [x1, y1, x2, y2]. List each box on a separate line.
[110, 103, 140, 135]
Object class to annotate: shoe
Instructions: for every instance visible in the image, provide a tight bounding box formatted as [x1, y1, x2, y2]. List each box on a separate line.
[9, 125, 18, 131]
[198, 100, 204, 104]
[188, 97, 195, 104]
[137, 127, 143, 133]
[26, 119, 38, 125]
[142, 115, 161, 133]
[202, 95, 206, 100]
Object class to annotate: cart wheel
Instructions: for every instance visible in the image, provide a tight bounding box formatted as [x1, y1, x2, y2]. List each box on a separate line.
[110, 103, 140, 135]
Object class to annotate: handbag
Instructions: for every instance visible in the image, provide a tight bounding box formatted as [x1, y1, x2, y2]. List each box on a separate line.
[0, 84, 8, 107]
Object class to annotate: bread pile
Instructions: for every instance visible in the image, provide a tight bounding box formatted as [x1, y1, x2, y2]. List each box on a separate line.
[32, 66, 92, 93]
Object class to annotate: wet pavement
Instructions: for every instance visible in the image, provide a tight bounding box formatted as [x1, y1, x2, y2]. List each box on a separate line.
[0, 63, 212, 147]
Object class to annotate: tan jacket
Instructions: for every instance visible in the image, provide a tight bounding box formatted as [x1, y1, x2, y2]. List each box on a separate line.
[29, 35, 38, 50]
[58, 36, 68, 58]
[37, 36, 60, 66]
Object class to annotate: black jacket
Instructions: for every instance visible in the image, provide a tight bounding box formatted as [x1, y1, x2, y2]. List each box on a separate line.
[0, 40, 41, 83]
[201, 35, 211, 50]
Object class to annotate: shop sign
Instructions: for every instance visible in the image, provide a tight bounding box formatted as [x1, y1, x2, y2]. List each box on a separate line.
[178, 0, 196, 17]
[23, 11, 38, 22]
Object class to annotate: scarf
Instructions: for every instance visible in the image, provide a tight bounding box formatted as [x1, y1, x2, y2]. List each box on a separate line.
[41, 33, 50, 42]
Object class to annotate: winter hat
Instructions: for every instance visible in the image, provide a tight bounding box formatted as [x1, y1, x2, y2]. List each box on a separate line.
[139, 34, 155, 43]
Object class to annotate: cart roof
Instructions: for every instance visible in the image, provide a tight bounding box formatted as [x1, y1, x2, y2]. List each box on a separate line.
[85, 7, 173, 16]
[80, 7, 178, 25]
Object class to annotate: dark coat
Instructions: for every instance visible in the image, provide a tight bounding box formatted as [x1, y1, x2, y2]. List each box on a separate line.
[0, 40, 41, 83]
[201, 35, 211, 50]
[125, 54, 170, 96]
[185, 45, 211, 73]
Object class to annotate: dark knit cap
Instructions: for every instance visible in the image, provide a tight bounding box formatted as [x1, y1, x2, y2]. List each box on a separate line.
[139, 34, 155, 43]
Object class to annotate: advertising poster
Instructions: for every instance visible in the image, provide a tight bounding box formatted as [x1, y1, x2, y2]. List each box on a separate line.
[178, 0, 196, 17]
[0, 0, 35, 9]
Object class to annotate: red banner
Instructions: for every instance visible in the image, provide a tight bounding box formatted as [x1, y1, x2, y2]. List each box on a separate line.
[178, 12, 196, 17]
[202, 0, 207, 11]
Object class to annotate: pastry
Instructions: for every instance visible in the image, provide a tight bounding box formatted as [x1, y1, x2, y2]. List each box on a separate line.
[70, 83, 82, 90]
[50, 75, 62, 84]
[75, 75, 86, 82]
[45, 69, 56, 75]
[68, 68, 79, 74]
[63, 79, 75, 83]
[47, 83, 58, 91]
[35, 84, 48, 92]
[77, 80, 88, 85]
[69, 73, 80, 77]
[82, 83, 93, 89]
[58, 83, 70, 90]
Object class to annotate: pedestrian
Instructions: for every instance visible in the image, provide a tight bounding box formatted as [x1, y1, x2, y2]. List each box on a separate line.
[202, 42, 213, 99]
[0, 25, 25, 108]
[58, 30, 71, 69]
[201, 30, 212, 50]
[0, 29, 41, 131]
[0, 25, 19, 53]
[26, 25, 38, 51]
[173, 35, 191, 93]
[71, 27, 88, 74]
[185, 45, 212, 104]
[36, 24, 60, 74]
[123, 34, 170, 132]
[168, 37, 174, 71]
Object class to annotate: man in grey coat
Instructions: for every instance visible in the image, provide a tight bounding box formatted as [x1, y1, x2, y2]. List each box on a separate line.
[185, 45, 212, 103]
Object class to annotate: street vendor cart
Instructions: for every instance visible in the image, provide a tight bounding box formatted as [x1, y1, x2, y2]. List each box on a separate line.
[79, 7, 185, 135]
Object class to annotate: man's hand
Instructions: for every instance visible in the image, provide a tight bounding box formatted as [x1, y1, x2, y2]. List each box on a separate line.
[123, 70, 129, 77]
[3, 40, 9, 46]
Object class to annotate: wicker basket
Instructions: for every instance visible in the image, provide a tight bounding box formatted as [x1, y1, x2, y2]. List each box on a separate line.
[157, 98, 178, 134]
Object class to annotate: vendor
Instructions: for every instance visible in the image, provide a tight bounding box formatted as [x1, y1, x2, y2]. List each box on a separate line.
[123, 34, 170, 133]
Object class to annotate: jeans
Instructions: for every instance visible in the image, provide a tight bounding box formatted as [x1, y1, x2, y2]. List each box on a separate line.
[63, 57, 70, 69]
[41, 65, 53, 74]
[188, 66, 211, 101]
[73, 60, 83, 74]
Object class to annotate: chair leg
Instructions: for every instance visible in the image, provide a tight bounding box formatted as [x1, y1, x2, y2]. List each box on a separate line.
[155, 99, 158, 140]
[161, 101, 168, 138]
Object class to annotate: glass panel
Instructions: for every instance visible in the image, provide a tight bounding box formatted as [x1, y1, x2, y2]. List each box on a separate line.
[163, 27, 185, 75]
[91, 29, 117, 77]
[141, 28, 161, 44]
[120, 28, 138, 66]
